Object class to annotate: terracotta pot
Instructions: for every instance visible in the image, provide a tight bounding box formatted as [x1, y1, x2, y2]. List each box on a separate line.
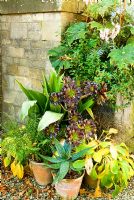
[55, 172, 84, 200]
[29, 160, 53, 186]
[84, 172, 97, 189]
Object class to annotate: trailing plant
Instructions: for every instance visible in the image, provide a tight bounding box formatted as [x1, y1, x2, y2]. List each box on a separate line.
[49, 0, 134, 105]
[76, 128, 134, 197]
[40, 138, 91, 184]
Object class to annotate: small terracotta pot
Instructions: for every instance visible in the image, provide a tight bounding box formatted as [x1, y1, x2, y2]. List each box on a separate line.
[55, 172, 84, 200]
[29, 160, 53, 186]
[84, 172, 97, 189]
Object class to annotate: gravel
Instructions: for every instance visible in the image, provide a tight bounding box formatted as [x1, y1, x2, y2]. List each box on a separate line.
[1, 168, 134, 200]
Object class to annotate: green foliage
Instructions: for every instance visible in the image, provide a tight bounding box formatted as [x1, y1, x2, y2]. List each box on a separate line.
[49, 1, 134, 105]
[38, 111, 63, 131]
[77, 128, 134, 197]
[41, 138, 91, 184]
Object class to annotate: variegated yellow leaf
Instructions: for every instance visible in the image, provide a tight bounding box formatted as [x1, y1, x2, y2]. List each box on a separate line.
[85, 156, 93, 175]
[110, 144, 117, 160]
[11, 161, 17, 176]
[108, 128, 118, 135]
[15, 163, 24, 179]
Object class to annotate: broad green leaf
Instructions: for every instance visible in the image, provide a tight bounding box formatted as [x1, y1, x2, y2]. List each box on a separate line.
[101, 171, 113, 188]
[93, 148, 109, 163]
[20, 100, 37, 120]
[110, 160, 119, 174]
[16, 80, 47, 112]
[110, 144, 117, 160]
[116, 145, 128, 156]
[4, 156, 11, 167]
[112, 184, 120, 198]
[100, 142, 110, 148]
[73, 160, 85, 169]
[90, 166, 98, 180]
[53, 161, 69, 184]
[90, 21, 103, 30]
[38, 111, 63, 131]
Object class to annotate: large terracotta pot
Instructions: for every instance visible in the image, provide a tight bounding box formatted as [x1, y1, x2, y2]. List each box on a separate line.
[55, 172, 84, 200]
[29, 160, 53, 186]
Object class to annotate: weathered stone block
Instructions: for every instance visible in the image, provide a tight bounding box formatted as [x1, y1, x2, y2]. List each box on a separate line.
[10, 22, 27, 39]
[8, 47, 24, 58]
[42, 20, 61, 41]
[28, 31, 41, 41]
[28, 22, 41, 31]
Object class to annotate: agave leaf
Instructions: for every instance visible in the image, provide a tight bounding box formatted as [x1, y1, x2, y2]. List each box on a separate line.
[44, 162, 61, 169]
[40, 154, 64, 163]
[72, 147, 90, 161]
[53, 138, 66, 158]
[53, 161, 69, 184]
[38, 111, 63, 131]
[20, 100, 37, 120]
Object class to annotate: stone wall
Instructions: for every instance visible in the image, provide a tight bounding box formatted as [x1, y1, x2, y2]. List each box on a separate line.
[0, 0, 84, 120]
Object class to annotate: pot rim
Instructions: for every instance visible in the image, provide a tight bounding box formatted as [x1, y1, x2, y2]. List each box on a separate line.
[54, 171, 85, 182]
[29, 160, 45, 166]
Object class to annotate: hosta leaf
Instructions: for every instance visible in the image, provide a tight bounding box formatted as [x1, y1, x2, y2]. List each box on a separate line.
[53, 161, 69, 184]
[11, 161, 17, 176]
[116, 145, 128, 156]
[44, 163, 61, 169]
[90, 21, 103, 30]
[110, 144, 117, 160]
[15, 163, 24, 179]
[93, 148, 109, 163]
[73, 160, 85, 170]
[112, 184, 120, 198]
[108, 128, 118, 135]
[4, 156, 11, 167]
[100, 142, 110, 148]
[38, 111, 63, 131]
[101, 171, 113, 188]
[85, 157, 93, 175]
[20, 100, 37, 120]
[90, 166, 98, 180]
[110, 160, 119, 174]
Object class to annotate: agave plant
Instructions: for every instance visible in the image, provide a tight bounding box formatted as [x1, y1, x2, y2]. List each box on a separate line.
[40, 138, 92, 184]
